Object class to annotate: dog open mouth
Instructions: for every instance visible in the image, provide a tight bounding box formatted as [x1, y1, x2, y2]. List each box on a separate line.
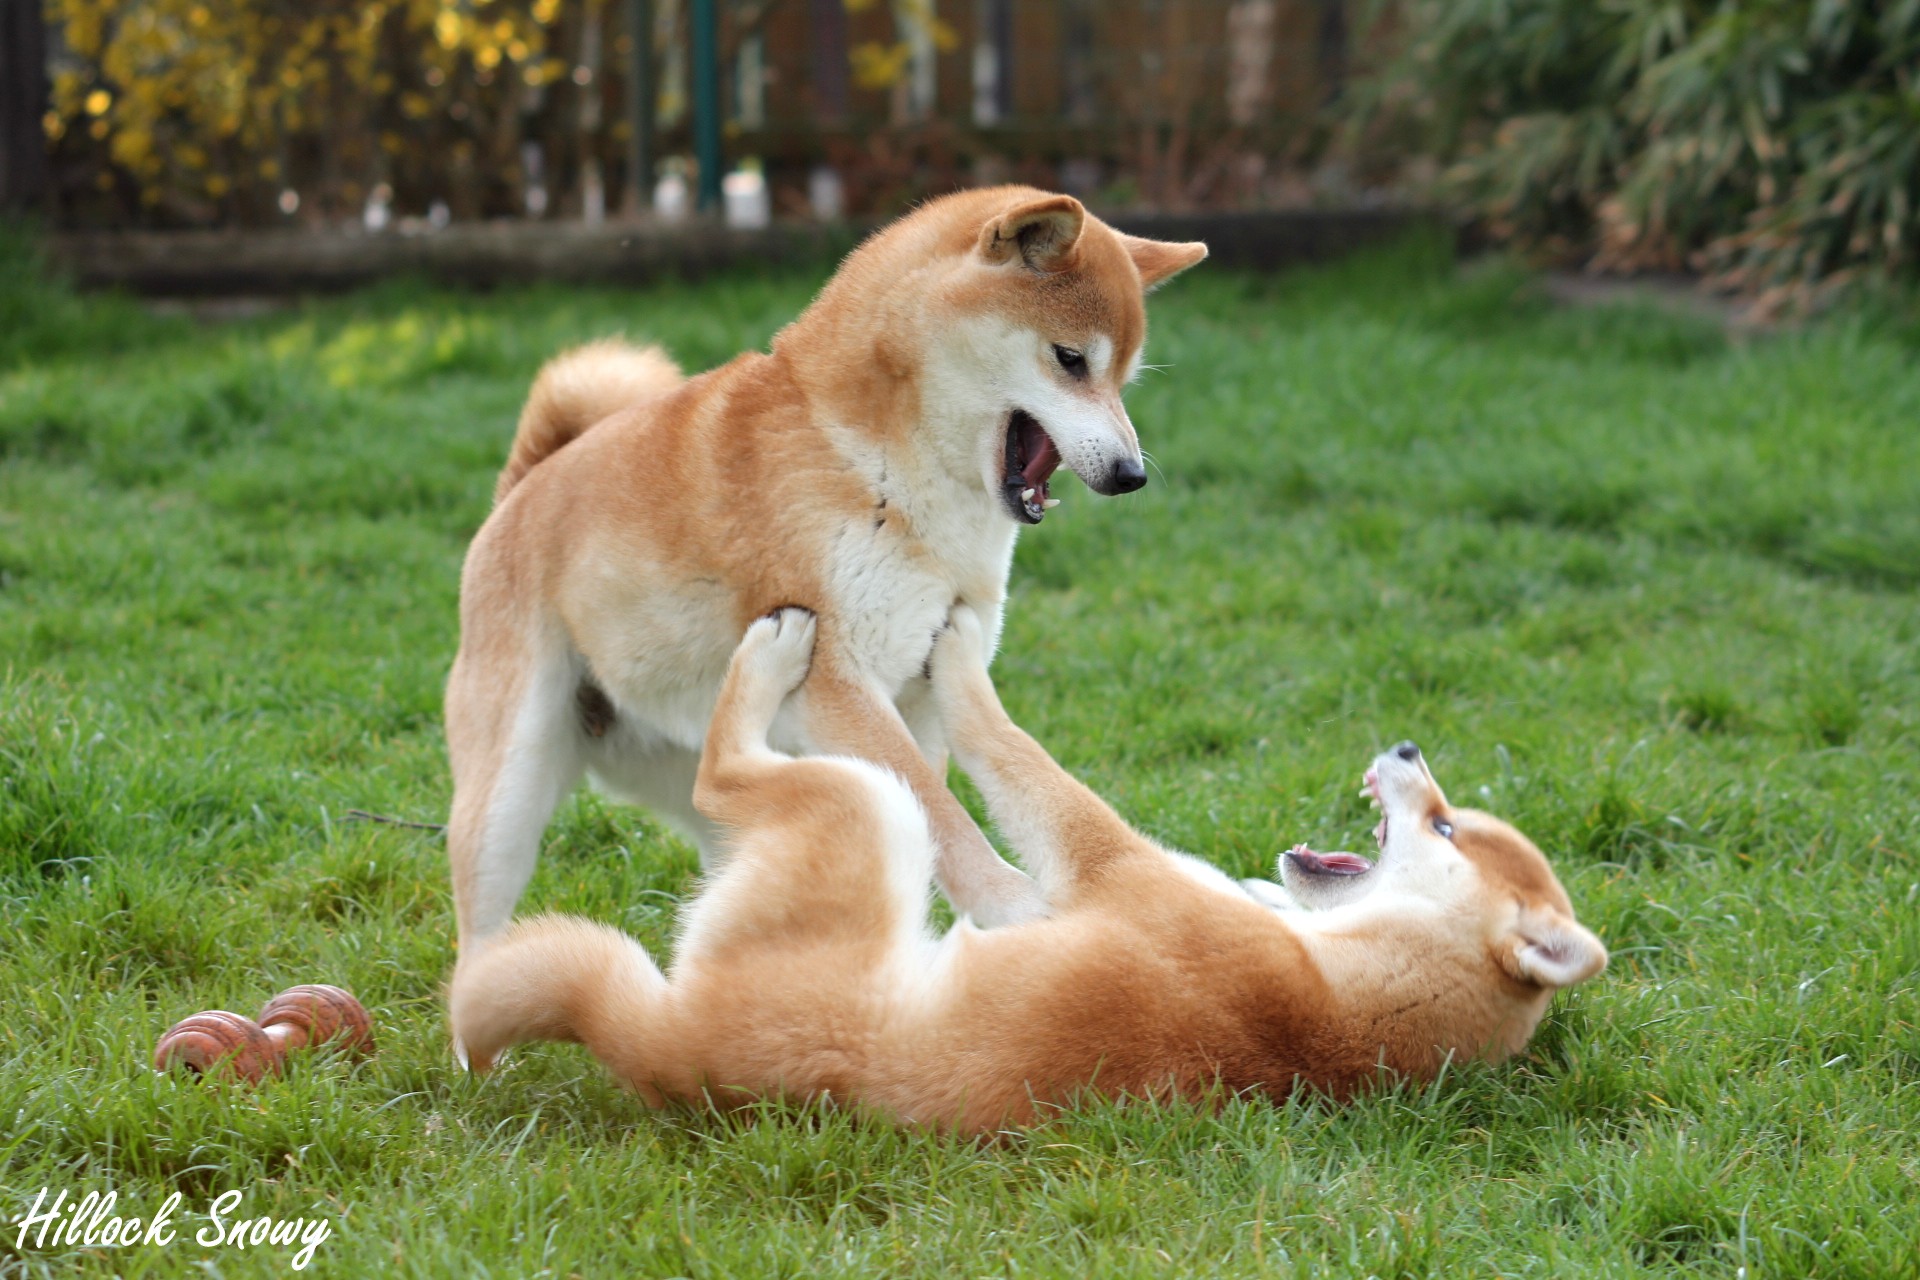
[1002, 409, 1062, 524]
[1283, 766, 1385, 878]
[1285, 844, 1374, 877]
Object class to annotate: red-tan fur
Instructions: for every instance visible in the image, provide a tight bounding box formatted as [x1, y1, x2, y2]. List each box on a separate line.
[495, 339, 683, 503]
[445, 188, 1208, 983]
[449, 607, 1607, 1134]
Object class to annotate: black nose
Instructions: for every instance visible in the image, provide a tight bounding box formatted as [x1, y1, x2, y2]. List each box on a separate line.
[1393, 741, 1421, 762]
[1107, 457, 1148, 494]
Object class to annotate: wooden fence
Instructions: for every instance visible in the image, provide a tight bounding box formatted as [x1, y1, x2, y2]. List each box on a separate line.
[21, 1, 1362, 230]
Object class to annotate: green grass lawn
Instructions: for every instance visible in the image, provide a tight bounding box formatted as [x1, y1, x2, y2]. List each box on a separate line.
[2, 234, 1916, 1278]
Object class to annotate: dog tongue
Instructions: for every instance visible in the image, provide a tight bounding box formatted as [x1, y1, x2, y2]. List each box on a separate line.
[1291, 845, 1373, 876]
[1020, 418, 1060, 490]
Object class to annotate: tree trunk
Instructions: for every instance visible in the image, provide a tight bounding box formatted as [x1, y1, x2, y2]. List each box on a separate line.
[1, 0, 53, 213]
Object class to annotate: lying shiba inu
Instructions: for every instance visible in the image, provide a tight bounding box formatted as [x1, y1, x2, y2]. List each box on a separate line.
[446, 188, 1207, 975]
[449, 607, 1608, 1133]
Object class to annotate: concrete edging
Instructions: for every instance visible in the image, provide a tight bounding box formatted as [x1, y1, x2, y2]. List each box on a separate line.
[48, 209, 1429, 297]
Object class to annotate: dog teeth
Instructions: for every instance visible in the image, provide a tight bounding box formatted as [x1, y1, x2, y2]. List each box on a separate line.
[1021, 487, 1036, 503]
[1043, 497, 1060, 509]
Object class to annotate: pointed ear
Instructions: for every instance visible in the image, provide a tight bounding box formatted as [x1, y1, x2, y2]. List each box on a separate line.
[1497, 915, 1608, 989]
[979, 195, 1085, 272]
[1119, 234, 1208, 291]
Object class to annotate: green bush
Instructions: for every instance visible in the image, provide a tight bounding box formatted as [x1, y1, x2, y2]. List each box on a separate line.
[1350, 0, 1920, 305]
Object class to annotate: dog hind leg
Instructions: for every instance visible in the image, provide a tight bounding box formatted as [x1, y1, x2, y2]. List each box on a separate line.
[446, 623, 587, 955]
[458, 611, 935, 1102]
[681, 608, 935, 970]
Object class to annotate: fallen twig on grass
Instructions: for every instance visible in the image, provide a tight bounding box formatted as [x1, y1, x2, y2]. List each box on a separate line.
[344, 809, 446, 834]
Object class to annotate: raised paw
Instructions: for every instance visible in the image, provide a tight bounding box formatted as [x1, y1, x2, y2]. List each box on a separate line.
[739, 606, 817, 698]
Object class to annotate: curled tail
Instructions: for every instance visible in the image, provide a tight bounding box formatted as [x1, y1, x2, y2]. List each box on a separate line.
[496, 339, 683, 503]
[449, 915, 667, 1081]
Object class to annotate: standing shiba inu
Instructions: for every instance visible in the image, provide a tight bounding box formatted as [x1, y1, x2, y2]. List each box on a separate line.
[445, 188, 1208, 987]
[449, 606, 1608, 1131]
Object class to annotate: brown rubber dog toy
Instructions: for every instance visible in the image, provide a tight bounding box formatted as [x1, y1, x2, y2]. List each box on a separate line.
[153, 984, 374, 1082]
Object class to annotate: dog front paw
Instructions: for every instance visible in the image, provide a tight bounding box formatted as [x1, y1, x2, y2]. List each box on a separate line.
[739, 606, 817, 696]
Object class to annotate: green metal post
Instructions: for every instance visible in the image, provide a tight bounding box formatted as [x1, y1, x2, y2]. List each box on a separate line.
[690, 0, 722, 212]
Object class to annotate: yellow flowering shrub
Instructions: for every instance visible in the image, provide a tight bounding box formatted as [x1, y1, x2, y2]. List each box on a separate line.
[44, 0, 991, 226]
[47, 0, 563, 224]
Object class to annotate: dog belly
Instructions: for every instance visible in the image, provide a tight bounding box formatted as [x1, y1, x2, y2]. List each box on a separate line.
[569, 582, 734, 749]
[579, 570, 953, 755]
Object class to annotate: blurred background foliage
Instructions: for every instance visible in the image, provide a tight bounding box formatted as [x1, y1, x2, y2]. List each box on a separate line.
[1348, 0, 1920, 307]
[42, 0, 962, 227]
[26, 0, 1920, 303]
[48, 0, 580, 225]
[39, 1, 1353, 228]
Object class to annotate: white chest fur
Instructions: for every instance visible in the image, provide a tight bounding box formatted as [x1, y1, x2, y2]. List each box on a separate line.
[823, 447, 1016, 693]
[580, 440, 1016, 753]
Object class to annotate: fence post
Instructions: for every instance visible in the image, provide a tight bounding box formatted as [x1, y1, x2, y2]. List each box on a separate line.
[809, 0, 848, 122]
[0, 0, 53, 213]
[624, 0, 654, 214]
[690, 0, 722, 212]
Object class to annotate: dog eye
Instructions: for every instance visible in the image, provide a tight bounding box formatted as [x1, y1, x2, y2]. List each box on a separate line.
[1053, 345, 1087, 377]
[1431, 817, 1454, 839]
